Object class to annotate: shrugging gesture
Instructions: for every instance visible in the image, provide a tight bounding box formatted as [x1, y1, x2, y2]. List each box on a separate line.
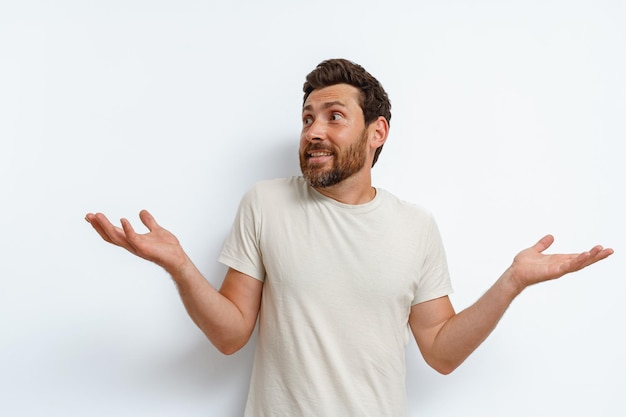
[84, 58, 616, 416]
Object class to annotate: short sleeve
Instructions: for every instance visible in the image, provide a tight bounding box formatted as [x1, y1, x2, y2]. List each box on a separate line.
[218, 186, 266, 281]
[412, 215, 453, 305]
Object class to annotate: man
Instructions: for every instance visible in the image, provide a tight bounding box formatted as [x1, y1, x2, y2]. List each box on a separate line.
[85, 58, 613, 416]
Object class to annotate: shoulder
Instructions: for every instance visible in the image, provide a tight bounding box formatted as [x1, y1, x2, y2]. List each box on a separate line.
[246, 176, 306, 198]
[241, 176, 308, 207]
[249, 176, 305, 193]
[376, 188, 436, 223]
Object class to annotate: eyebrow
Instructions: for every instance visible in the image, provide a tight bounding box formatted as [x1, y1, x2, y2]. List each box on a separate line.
[302, 100, 348, 112]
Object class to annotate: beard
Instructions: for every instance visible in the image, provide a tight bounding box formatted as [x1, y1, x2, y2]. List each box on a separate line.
[299, 129, 369, 188]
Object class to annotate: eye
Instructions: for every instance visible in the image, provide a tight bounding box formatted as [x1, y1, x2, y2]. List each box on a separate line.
[330, 112, 343, 121]
[303, 115, 313, 125]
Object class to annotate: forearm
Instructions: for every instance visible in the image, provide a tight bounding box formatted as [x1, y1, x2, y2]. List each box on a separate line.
[430, 269, 523, 374]
[85, 210, 257, 354]
[168, 260, 254, 355]
[421, 235, 614, 374]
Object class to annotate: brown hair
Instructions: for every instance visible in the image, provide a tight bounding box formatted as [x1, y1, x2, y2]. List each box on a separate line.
[303, 58, 391, 167]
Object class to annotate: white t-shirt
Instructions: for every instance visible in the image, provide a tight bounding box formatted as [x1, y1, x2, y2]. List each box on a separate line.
[219, 176, 453, 417]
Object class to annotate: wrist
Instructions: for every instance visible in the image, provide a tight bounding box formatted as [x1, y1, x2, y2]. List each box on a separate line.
[165, 253, 196, 284]
[500, 266, 526, 297]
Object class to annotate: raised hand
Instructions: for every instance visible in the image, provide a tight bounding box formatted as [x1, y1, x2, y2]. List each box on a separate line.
[507, 234, 614, 290]
[85, 209, 189, 273]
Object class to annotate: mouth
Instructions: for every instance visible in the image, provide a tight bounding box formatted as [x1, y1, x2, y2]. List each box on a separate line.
[309, 151, 332, 157]
[306, 150, 333, 164]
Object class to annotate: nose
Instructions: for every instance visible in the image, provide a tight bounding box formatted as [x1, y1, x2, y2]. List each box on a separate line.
[304, 118, 325, 142]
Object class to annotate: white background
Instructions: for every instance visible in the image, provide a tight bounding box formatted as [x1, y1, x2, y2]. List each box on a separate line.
[1, 1, 624, 416]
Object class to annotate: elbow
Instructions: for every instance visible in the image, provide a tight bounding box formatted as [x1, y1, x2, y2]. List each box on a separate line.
[212, 335, 250, 356]
[217, 344, 243, 356]
[196, 316, 256, 356]
[426, 357, 461, 375]
[433, 364, 457, 375]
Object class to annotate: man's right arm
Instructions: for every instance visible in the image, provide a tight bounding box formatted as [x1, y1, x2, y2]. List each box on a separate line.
[174, 264, 263, 354]
[85, 210, 262, 355]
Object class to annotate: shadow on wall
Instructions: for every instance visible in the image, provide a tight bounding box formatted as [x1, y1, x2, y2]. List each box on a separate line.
[137, 334, 258, 415]
[71, 137, 300, 415]
[256, 135, 302, 181]
[128, 136, 300, 413]
[224, 134, 301, 187]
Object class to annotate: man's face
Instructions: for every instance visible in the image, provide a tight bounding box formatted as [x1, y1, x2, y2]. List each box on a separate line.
[299, 84, 371, 188]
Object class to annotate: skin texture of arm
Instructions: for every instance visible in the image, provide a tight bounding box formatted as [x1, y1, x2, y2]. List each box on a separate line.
[85, 210, 262, 355]
[409, 234, 614, 375]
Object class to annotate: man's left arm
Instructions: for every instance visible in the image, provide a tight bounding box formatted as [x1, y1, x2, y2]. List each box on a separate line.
[409, 234, 613, 375]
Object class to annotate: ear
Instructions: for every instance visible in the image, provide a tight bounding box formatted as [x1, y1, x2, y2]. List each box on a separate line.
[368, 116, 389, 149]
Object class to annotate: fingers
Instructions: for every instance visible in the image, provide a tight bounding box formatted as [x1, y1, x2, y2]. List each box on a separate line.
[599, 247, 614, 259]
[563, 251, 592, 274]
[139, 209, 159, 232]
[570, 245, 613, 267]
[86, 210, 167, 256]
[532, 234, 555, 253]
[589, 245, 614, 261]
[120, 217, 144, 253]
[559, 245, 614, 275]
[85, 212, 116, 244]
[86, 212, 136, 253]
[585, 246, 614, 266]
[531, 236, 613, 265]
[120, 217, 136, 238]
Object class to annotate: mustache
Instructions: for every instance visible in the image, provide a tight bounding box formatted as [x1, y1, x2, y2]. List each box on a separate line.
[303, 143, 334, 154]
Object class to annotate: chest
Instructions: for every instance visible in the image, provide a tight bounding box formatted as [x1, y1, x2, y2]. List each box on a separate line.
[258, 204, 426, 309]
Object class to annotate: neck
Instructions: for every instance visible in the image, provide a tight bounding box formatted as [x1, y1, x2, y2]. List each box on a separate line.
[312, 171, 376, 205]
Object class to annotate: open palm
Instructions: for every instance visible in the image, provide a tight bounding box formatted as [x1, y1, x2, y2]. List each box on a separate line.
[85, 209, 188, 273]
[509, 234, 613, 288]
